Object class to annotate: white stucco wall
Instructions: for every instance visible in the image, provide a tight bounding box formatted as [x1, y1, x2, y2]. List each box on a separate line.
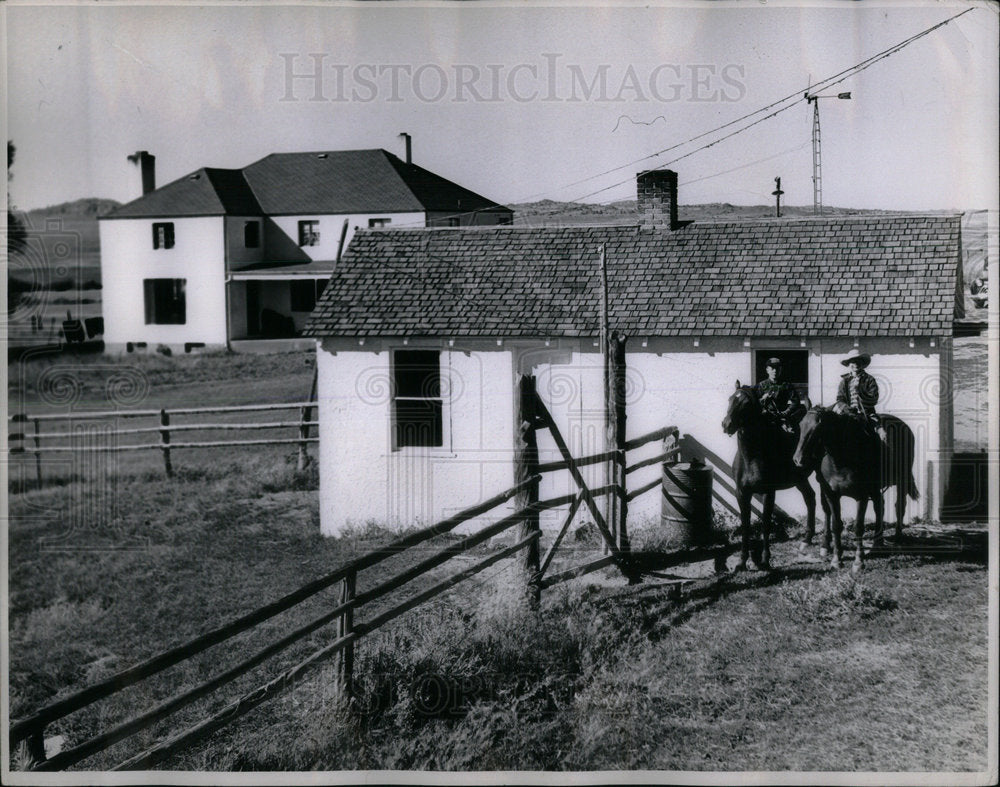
[318, 338, 516, 535]
[269, 213, 424, 261]
[99, 217, 228, 350]
[317, 335, 948, 536]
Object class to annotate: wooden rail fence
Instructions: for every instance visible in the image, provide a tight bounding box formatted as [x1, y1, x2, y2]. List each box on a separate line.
[10, 374, 732, 772]
[8, 401, 319, 484]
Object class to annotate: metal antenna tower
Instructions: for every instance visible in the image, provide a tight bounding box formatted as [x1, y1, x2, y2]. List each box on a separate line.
[805, 90, 852, 215]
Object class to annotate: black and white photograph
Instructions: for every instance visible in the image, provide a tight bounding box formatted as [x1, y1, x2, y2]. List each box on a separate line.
[2, 0, 997, 783]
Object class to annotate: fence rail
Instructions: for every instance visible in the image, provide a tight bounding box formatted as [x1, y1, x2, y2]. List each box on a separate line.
[11, 399, 701, 772]
[8, 401, 320, 480]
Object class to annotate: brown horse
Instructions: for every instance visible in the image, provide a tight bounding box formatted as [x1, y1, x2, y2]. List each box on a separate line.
[792, 407, 918, 571]
[722, 382, 817, 571]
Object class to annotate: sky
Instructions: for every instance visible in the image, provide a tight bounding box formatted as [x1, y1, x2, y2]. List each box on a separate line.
[4, 0, 999, 212]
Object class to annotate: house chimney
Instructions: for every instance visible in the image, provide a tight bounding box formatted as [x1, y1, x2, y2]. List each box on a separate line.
[398, 132, 412, 165]
[127, 150, 156, 195]
[637, 169, 679, 230]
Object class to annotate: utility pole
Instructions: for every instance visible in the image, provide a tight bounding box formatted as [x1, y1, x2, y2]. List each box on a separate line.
[804, 90, 852, 215]
[772, 176, 784, 217]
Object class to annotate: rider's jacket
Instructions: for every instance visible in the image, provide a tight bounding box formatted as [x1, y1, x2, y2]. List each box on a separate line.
[752, 379, 803, 420]
[836, 370, 879, 415]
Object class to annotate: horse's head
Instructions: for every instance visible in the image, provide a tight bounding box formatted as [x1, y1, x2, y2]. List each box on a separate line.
[722, 380, 759, 435]
[793, 406, 826, 469]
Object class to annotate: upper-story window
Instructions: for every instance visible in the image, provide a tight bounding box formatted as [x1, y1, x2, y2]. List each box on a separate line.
[152, 222, 175, 250]
[447, 217, 461, 227]
[298, 220, 320, 247]
[244, 221, 260, 248]
[368, 218, 392, 228]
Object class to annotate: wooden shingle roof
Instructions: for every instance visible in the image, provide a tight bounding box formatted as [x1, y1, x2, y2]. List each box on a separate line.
[304, 215, 963, 338]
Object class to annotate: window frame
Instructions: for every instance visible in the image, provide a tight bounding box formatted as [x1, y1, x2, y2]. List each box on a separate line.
[243, 220, 260, 248]
[152, 222, 175, 250]
[143, 278, 187, 325]
[297, 220, 320, 247]
[391, 349, 445, 450]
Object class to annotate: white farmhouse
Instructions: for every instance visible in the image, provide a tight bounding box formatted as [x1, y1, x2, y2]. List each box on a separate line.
[304, 171, 964, 534]
[98, 148, 512, 353]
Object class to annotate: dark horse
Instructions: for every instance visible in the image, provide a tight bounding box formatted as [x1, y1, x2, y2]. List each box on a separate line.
[722, 381, 817, 571]
[793, 407, 919, 571]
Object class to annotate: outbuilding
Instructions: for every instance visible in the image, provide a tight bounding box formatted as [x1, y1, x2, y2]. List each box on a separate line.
[305, 171, 964, 535]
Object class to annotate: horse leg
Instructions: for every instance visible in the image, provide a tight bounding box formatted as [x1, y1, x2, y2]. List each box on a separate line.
[829, 494, 844, 569]
[759, 491, 774, 570]
[735, 488, 753, 572]
[818, 484, 833, 557]
[856, 493, 883, 573]
[857, 496, 869, 549]
[895, 482, 906, 542]
[797, 477, 817, 551]
[872, 491, 885, 547]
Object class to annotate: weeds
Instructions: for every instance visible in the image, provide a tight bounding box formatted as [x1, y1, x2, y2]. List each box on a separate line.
[779, 574, 898, 622]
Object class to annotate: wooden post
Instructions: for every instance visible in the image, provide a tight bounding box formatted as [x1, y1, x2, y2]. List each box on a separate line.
[338, 570, 355, 699]
[515, 374, 541, 607]
[609, 333, 631, 563]
[33, 418, 43, 488]
[599, 246, 613, 550]
[159, 409, 173, 478]
[297, 367, 319, 471]
[26, 728, 46, 766]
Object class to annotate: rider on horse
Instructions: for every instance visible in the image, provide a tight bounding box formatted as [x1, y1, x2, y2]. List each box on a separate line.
[832, 351, 884, 439]
[753, 357, 805, 436]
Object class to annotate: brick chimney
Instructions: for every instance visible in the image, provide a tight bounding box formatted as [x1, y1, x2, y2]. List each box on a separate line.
[637, 169, 679, 230]
[127, 150, 156, 196]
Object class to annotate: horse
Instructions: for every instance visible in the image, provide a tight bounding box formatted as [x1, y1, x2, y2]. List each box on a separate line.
[792, 407, 918, 571]
[722, 381, 817, 571]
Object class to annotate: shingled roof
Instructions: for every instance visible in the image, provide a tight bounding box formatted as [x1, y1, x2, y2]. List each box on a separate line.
[104, 149, 510, 219]
[105, 168, 262, 218]
[304, 215, 962, 338]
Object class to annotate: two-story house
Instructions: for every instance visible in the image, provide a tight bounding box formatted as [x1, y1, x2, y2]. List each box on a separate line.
[98, 148, 512, 352]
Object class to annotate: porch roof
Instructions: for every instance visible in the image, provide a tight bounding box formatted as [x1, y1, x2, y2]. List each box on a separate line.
[229, 260, 336, 279]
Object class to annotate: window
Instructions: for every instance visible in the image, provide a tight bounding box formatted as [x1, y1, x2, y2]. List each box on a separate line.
[755, 350, 809, 398]
[496, 214, 513, 226]
[393, 350, 443, 448]
[244, 221, 260, 248]
[447, 217, 461, 227]
[290, 280, 318, 312]
[152, 222, 175, 250]
[368, 218, 391, 228]
[298, 220, 320, 246]
[144, 279, 186, 324]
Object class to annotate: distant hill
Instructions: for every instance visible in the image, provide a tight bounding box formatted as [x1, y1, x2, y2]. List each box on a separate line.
[7, 198, 119, 282]
[510, 199, 927, 226]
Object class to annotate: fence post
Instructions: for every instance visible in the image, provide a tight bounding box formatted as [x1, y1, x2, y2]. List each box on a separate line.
[515, 374, 541, 607]
[338, 570, 355, 699]
[26, 727, 46, 767]
[159, 409, 173, 478]
[33, 418, 43, 488]
[609, 333, 631, 563]
[297, 406, 310, 471]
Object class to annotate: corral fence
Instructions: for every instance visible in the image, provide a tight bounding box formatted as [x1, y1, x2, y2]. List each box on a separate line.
[10, 374, 731, 772]
[7, 400, 319, 483]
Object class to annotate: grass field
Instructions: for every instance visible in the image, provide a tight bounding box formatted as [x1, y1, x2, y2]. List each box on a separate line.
[4, 344, 992, 774]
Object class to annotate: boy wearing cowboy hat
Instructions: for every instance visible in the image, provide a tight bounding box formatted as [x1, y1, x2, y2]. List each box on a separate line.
[834, 351, 880, 426]
[753, 357, 804, 433]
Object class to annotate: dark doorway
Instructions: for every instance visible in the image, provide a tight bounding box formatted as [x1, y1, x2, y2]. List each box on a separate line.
[246, 281, 261, 336]
[754, 349, 808, 398]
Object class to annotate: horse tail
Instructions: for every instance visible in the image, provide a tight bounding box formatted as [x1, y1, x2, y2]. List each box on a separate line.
[907, 471, 920, 500]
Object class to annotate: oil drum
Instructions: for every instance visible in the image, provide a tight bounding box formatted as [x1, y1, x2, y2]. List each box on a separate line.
[661, 460, 714, 547]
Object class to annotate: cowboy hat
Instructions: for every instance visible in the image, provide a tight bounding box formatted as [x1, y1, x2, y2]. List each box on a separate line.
[840, 351, 871, 368]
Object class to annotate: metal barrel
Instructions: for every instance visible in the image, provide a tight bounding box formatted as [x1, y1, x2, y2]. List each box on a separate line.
[661, 461, 714, 547]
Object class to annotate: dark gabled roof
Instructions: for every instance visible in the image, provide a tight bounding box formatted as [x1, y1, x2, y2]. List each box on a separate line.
[104, 168, 262, 218]
[304, 215, 962, 338]
[242, 149, 509, 215]
[102, 149, 509, 219]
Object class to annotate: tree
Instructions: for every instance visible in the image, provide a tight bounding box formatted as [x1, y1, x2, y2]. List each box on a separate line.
[8, 140, 28, 255]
